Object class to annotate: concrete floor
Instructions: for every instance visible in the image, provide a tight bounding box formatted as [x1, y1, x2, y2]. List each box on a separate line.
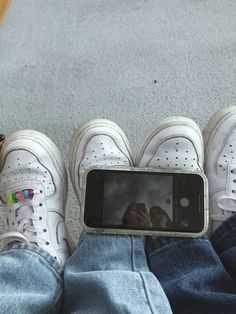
[0, 0, 235, 242]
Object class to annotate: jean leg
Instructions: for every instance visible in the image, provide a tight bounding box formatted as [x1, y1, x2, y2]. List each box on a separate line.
[211, 214, 236, 281]
[146, 236, 236, 314]
[0, 243, 63, 314]
[63, 233, 172, 314]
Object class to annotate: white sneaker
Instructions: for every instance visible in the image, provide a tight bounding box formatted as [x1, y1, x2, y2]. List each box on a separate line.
[69, 119, 133, 202]
[203, 106, 236, 235]
[135, 116, 204, 171]
[0, 130, 69, 266]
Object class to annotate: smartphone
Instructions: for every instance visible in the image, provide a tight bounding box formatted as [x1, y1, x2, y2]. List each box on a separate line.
[81, 167, 209, 238]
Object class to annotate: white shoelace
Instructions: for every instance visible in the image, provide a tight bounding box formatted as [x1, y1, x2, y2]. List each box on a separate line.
[0, 196, 47, 246]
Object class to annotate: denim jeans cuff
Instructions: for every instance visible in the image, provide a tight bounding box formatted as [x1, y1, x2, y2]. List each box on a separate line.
[75, 233, 149, 272]
[210, 214, 236, 254]
[7, 243, 63, 276]
[145, 235, 210, 256]
[146, 236, 186, 253]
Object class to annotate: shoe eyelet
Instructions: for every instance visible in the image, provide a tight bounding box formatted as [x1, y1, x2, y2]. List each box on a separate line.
[39, 217, 42, 220]
[43, 229, 47, 232]
[46, 242, 49, 245]
[39, 203, 43, 207]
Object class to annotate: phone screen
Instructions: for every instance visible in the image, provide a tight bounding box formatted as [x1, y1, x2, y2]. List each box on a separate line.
[84, 169, 205, 233]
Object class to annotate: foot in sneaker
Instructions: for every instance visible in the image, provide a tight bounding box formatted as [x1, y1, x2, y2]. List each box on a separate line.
[135, 116, 204, 171]
[134, 117, 204, 228]
[0, 130, 69, 266]
[69, 119, 133, 203]
[203, 106, 236, 235]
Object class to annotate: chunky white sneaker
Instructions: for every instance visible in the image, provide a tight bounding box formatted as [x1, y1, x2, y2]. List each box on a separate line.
[69, 119, 133, 202]
[135, 116, 204, 171]
[203, 106, 236, 235]
[135, 117, 205, 234]
[0, 130, 69, 266]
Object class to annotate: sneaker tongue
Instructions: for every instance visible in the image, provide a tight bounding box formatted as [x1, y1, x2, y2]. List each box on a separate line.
[17, 205, 35, 236]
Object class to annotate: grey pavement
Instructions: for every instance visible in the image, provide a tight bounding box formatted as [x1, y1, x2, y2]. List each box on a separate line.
[0, 0, 235, 243]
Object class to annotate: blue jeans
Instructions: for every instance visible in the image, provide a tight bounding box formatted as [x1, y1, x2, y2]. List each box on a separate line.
[146, 214, 236, 314]
[1, 216, 236, 314]
[0, 234, 171, 314]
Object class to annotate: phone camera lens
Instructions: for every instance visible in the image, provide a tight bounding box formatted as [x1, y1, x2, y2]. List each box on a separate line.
[180, 197, 190, 208]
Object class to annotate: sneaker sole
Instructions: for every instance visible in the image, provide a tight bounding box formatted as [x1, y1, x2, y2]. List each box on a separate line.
[135, 116, 204, 166]
[69, 119, 133, 195]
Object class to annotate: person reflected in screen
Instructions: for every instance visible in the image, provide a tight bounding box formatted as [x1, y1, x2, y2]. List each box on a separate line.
[122, 202, 152, 228]
[149, 206, 173, 229]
